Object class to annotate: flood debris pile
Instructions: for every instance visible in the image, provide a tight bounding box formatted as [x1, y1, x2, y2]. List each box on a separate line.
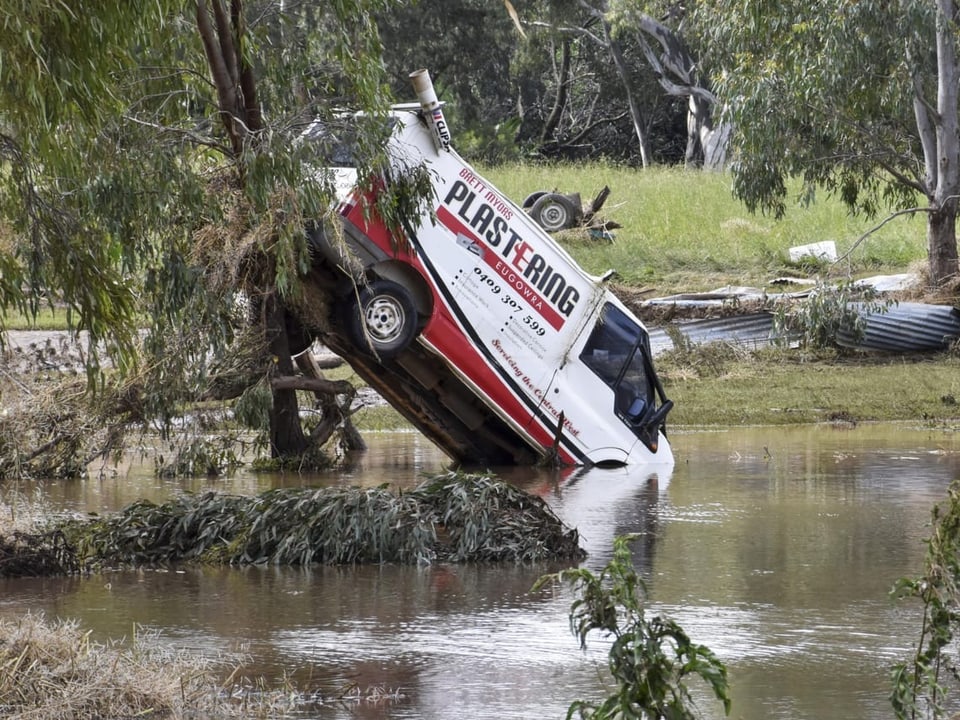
[0, 491, 80, 578]
[0, 377, 105, 481]
[0, 530, 79, 578]
[0, 613, 247, 720]
[65, 472, 584, 569]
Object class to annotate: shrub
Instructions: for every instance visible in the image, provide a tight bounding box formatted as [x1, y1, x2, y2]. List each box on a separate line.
[537, 534, 730, 720]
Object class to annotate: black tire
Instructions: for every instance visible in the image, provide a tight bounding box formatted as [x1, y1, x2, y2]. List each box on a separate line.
[521, 190, 548, 209]
[341, 279, 419, 359]
[530, 193, 580, 232]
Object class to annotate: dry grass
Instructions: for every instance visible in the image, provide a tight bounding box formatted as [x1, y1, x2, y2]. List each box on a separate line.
[0, 375, 98, 481]
[190, 179, 338, 336]
[0, 613, 245, 719]
[0, 490, 47, 537]
[0, 612, 410, 719]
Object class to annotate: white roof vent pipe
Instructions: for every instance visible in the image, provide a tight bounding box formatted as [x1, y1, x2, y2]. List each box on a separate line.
[410, 68, 451, 152]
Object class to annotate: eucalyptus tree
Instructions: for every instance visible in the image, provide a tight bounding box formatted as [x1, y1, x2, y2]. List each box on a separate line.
[696, 0, 960, 287]
[0, 1, 410, 461]
[377, 0, 520, 157]
[512, 6, 682, 163]
[608, 0, 728, 168]
[520, 0, 662, 166]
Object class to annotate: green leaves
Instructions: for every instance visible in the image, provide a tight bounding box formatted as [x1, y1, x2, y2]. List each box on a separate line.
[0, 0, 422, 397]
[538, 534, 730, 720]
[891, 479, 960, 719]
[697, 0, 923, 215]
[771, 279, 891, 350]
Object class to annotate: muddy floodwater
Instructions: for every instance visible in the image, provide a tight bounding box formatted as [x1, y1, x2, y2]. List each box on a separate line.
[2, 423, 959, 719]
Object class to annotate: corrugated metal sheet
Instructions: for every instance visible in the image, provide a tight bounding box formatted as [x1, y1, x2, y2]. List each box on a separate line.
[836, 302, 960, 352]
[648, 313, 780, 355]
[646, 302, 960, 355]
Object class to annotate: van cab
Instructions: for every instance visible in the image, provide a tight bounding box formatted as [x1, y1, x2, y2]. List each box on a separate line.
[313, 72, 673, 468]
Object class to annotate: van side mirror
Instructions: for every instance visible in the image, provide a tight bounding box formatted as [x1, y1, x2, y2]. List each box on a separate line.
[644, 399, 673, 431]
[635, 399, 673, 453]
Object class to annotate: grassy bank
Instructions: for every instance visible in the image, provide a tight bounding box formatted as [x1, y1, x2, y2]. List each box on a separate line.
[482, 164, 926, 293]
[657, 347, 960, 427]
[2, 305, 69, 331]
[337, 347, 960, 431]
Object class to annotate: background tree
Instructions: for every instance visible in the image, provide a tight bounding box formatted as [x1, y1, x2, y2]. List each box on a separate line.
[609, 0, 729, 168]
[696, 0, 960, 287]
[517, 0, 688, 164]
[377, 0, 522, 159]
[1, 0, 413, 465]
[378, 0, 691, 164]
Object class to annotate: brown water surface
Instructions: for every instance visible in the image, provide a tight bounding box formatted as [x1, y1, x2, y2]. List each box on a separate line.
[2, 424, 958, 719]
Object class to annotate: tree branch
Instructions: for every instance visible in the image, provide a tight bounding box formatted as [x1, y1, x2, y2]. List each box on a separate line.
[124, 114, 233, 155]
[878, 159, 930, 197]
[270, 375, 354, 396]
[835, 205, 935, 263]
[195, 0, 242, 155]
[541, 37, 572, 145]
[564, 111, 628, 147]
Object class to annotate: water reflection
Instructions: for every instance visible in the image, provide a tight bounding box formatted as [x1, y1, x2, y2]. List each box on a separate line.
[2, 424, 959, 719]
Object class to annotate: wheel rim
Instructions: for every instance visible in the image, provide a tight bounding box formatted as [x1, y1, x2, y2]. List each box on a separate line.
[538, 202, 569, 231]
[364, 295, 406, 344]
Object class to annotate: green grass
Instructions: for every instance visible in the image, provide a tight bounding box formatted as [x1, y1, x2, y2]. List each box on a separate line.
[481, 163, 927, 293]
[351, 402, 409, 431]
[660, 348, 960, 427]
[1, 306, 70, 331]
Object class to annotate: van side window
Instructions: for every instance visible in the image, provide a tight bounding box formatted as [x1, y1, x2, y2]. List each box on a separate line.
[580, 303, 652, 422]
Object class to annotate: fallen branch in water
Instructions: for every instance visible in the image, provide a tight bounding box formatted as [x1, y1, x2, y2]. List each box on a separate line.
[53, 471, 584, 571]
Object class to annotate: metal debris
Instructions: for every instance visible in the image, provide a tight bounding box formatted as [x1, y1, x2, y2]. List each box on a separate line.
[648, 313, 779, 355]
[837, 302, 960, 352]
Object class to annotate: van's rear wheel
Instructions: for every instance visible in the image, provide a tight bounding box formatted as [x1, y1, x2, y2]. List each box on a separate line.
[342, 279, 419, 359]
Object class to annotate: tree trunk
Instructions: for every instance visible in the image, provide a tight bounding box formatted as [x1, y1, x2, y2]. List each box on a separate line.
[603, 24, 651, 168]
[265, 296, 307, 458]
[924, 0, 960, 287]
[571, 1, 652, 165]
[927, 203, 959, 286]
[540, 37, 572, 148]
[294, 350, 366, 451]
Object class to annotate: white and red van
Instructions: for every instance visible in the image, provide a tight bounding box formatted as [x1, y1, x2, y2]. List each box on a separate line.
[312, 71, 673, 468]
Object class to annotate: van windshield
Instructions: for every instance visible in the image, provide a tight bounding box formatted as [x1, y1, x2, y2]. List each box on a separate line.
[579, 303, 653, 424]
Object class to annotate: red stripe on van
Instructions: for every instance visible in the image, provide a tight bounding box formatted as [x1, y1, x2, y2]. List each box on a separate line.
[422, 313, 577, 465]
[435, 207, 565, 331]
